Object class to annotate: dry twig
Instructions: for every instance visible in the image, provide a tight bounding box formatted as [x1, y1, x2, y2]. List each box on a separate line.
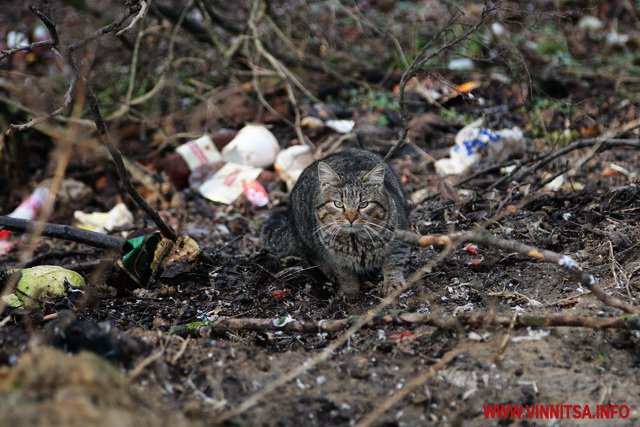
[171, 311, 640, 337]
[0, 216, 124, 249]
[395, 229, 639, 314]
[385, 4, 498, 161]
[2, 1, 179, 244]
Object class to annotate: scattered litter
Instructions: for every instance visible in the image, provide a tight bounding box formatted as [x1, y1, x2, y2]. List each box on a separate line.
[456, 81, 480, 94]
[4, 187, 48, 221]
[605, 31, 629, 46]
[528, 298, 543, 307]
[175, 135, 222, 170]
[6, 31, 28, 48]
[601, 163, 630, 177]
[464, 244, 479, 255]
[543, 173, 585, 192]
[271, 289, 290, 300]
[325, 119, 355, 134]
[468, 331, 491, 341]
[544, 174, 564, 191]
[510, 328, 551, 342]
[74, 202, 134, 234]
[156, 135, 223, 190]
[273, 314, 295, 327]
[558, 255, 578, 269]
[274, 145, 314, 190]
[491, 22, 505, 36]
[468, 257, 484, 267]
[398, 76, 476, 104]
[221, 124, 280, 168]
[197, 163, 263, 204]
[434, 119, 524, 176]
[117, 232, 200, 288]
[447, 58, 474, 70]
[316, 375, 326, 385]
[242, 180, 269, 207]
[389, 331, 416, 341]
[578, 16, 603, 31]
[0, 187, 49, 254]
[438, 368, 478, 397]
[2, 265, 86, 308]
[300, 116, 325, 129]
[0, 240, 14, 255]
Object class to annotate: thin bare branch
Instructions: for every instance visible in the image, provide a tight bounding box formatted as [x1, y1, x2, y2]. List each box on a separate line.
[395, 229, 639, 314]
[385, 4, 498, 160]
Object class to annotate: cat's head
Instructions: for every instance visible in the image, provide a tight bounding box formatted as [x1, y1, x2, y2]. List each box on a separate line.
[315, 162, 390, 237]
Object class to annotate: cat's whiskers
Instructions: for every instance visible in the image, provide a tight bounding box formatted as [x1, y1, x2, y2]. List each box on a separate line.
[362, 220, 393, 233]
[362, 220, 393, 244]
[313, 222, 337, 236]
[329, 223, 343, 240]
[359, 223, 377, 247]
[362, 223, 388, 246]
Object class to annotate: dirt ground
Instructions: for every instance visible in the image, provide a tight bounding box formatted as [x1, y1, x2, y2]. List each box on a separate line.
[1, 1, 639, 426]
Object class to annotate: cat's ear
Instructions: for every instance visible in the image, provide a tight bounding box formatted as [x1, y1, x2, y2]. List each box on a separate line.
[363, 163, 385, 186]
[318, 162, 340, 187]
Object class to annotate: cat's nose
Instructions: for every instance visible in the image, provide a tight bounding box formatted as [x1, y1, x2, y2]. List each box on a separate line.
[345, 211, 358, 224]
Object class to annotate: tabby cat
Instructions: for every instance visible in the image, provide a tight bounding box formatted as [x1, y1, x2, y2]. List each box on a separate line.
[262, 149, 410, 299]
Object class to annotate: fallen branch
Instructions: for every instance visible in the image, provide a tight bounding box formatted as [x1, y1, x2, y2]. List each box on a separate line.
[483, 138, 640, 194]
[170, 311, 640, 337]
[213, 241, 456, 424]
[3, 1, 180, 244]
[0, 215, 124, 249]
[394, 229, 639, 314]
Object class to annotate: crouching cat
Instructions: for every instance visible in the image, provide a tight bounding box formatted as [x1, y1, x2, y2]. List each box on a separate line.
[262, 148, 410, 299]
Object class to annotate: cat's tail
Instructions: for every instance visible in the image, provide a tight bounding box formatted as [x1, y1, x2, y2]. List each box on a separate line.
[260, 207, 300, 256]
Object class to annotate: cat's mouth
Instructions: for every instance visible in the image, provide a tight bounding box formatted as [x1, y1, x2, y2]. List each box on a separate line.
[339, 222, 361, 234]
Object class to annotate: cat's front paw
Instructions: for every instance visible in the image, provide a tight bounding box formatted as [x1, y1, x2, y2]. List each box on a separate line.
[339, 280, 361, 300]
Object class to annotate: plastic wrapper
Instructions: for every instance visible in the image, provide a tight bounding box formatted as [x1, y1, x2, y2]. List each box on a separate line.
[434, 120, 524, 176]
[274, 145, 314, 190]
[156, 135, 222, 190]
[197, 162, 264, 204]
[74, 203, 134, 234]
[221, 124, 280, 168]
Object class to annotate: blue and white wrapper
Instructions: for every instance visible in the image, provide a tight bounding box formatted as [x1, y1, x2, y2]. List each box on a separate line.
[435, 119, 524, 176]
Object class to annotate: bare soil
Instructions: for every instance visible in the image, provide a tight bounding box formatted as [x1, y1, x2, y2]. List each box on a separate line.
[0, 1, 639, 426]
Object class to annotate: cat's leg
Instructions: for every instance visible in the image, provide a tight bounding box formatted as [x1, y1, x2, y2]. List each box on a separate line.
[261, 208, 299, 256]
[336, 271, 361, 299]
[319, 265, 361, 299]
[382, 241, 410, 296]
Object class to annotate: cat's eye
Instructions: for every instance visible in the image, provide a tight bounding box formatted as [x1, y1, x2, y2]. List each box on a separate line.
[333, 200, 344, 208]
[359, 201, 369, 208]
